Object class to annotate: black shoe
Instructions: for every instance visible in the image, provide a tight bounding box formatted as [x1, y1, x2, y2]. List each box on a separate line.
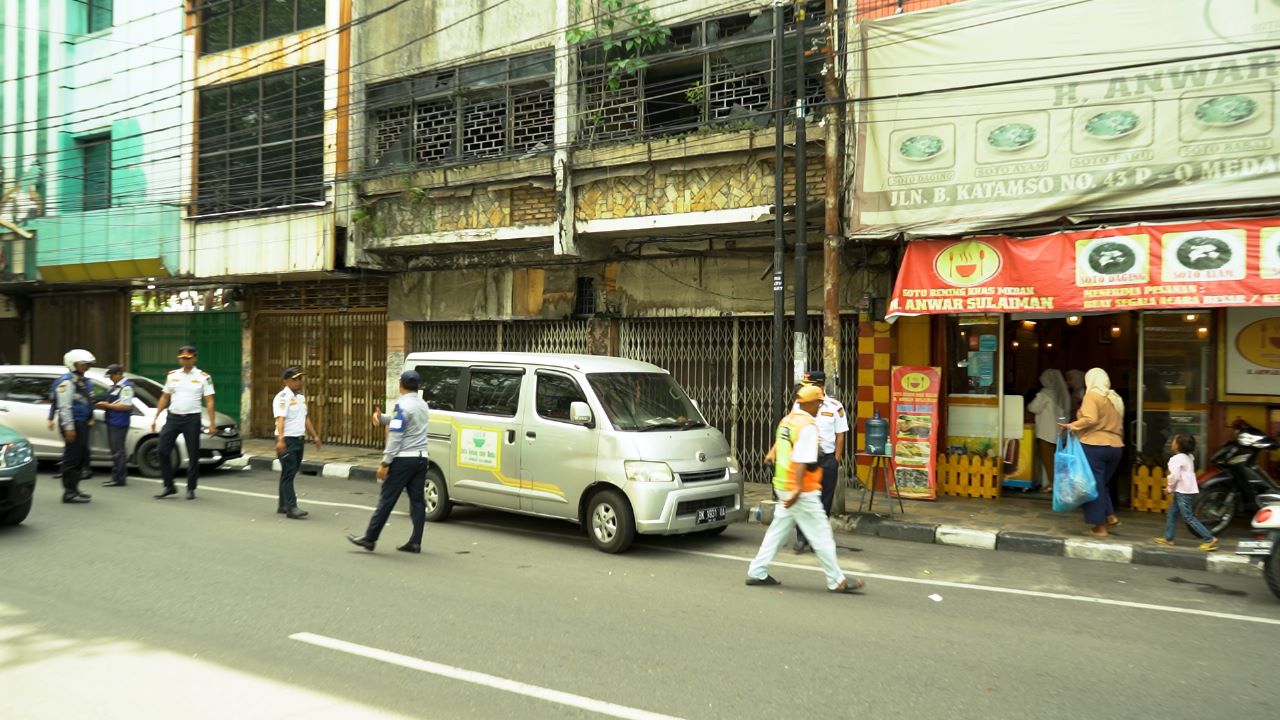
[186, 489, 196, 500]
[154, 487, 177, 499]
[62, 494, 91, 504]
[745, 575, 781, 586]
[346, 534, 375, 551]
[76, 492, 92, 500]
[80, 469, 93, 480]
[793, 540, 810, 554]
[102, 480, 126, 487]
[397, 543, 421, 554]
[277, 506, 287, 515]
[286, 508, 309, 519]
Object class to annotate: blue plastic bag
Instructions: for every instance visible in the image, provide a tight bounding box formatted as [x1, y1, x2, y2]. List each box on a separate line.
[1052, 432, 1098, 512]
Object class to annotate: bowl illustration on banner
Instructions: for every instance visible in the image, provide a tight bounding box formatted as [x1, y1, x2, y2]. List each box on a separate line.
[934, 241, 1002, 287]
[1195, 95, 1258, 127]
[986, 122, 1036, 151]
[1087, 241, 1137, 274]
[1085, 110, 1141, 139]
[899, 134, 945, 161]
[1174, 236, 1233, 271]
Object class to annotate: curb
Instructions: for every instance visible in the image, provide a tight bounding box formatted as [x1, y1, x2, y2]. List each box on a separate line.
[835, 511, 1260, 577]
[227, 457, 1262, 579]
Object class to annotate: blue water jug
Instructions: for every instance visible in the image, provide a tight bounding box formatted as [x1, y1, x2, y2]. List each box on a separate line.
[866, 410, 889, 455]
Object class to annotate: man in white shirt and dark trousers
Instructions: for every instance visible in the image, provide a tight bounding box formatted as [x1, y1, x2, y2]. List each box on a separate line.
[273, 366, 321, 519]
[151, 345, 217, 500]
[347, 370, 430, 554]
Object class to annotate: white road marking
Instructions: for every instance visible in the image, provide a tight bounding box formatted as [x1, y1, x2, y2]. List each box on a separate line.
[142, 477, 1280, 627]
[290, 632, 685, 720]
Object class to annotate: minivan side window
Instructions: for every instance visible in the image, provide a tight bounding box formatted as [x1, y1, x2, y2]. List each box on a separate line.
[462, 370, 522, 417]
[416, 365, 462, 410]
[535, 372, 587, 423]
[5, 376, 55, 403]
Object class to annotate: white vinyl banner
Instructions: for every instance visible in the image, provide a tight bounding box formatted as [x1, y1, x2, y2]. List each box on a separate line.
[850, 0, 1280, 237]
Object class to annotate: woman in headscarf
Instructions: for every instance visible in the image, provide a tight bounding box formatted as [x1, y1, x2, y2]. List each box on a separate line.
[1027, 369, 1070, 492]
[1063, 367, 1123, 535]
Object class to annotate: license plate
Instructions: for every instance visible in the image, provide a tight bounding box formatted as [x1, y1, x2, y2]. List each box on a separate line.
[695, 506, 726, 524]
[224, 440, 241, 455]
[1236, 538, 1274, 555]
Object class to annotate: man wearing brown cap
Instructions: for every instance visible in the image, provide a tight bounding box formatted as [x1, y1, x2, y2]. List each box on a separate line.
[151, 345, 216, 499]
[274, 367, 321, 519]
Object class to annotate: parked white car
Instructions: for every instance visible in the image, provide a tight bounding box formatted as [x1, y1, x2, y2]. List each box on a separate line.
[0, 365, 242, 476]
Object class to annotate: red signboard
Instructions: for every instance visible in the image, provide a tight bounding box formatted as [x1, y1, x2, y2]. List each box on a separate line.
[890, 366, 941, 501]
[888, 218, 1280, 320]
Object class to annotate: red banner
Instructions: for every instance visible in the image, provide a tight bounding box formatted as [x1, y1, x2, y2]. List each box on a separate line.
[890, 366, 941, 501]
[888, 218, 1280, 319]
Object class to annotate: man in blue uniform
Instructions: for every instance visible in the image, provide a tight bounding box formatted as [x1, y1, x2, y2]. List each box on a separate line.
[96, 363, 135, 487]
[52, 349, 96, 504]
[346, 370, 430, 554]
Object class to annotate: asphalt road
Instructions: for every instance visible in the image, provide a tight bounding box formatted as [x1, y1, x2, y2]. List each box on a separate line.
[2, 464, 1278, 720]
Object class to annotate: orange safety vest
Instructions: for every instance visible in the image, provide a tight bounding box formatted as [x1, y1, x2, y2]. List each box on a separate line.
[772, 409, 823, 495]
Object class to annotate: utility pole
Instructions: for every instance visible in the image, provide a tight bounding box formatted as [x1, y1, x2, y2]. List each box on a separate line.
[771, 1, 787, 423]
[821, 0, 843, 397]
[793, 1, 808, 385]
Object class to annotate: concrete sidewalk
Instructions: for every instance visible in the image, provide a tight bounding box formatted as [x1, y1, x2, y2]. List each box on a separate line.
[232, 438, 1261, 577]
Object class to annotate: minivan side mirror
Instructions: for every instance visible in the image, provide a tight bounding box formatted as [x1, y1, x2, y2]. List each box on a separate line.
[569, 401, 593, 426]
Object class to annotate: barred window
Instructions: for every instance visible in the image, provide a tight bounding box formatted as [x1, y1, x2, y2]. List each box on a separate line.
[196, 64, 325, 215]
[200, 0, 325, 54]
[577, 1, 825, 145]
[367, 50, 555, 171]
[87, 0, 113, 33]
[78, 135, 112, 211]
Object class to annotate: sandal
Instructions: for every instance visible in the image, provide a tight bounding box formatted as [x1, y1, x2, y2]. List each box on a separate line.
[1198, 539, 1219, 552]
[1152, 537, 1175, 546]
[1084, 529, 1109, 537]
[831, 577, 865, 594]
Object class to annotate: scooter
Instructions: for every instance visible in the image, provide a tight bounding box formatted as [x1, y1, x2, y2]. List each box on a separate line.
[1235, 493, 1280, 601]
[1193, 421, 1280, 535]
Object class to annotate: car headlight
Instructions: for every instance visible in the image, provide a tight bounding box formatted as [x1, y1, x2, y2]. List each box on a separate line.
[726, 456, 741, 474]
[624, 460, 673, 483]
[217, 425, 238, 438]
[0, 441, 33, 469]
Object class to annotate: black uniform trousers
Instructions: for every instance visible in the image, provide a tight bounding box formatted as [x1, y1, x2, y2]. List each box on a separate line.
[158, 412, 202, 490]
[364, 457, 427, 545]
[60, 420, 90, 497]
[796, 453, 840, 546]
[278, 436, 304, 510]
[107, 424, 129, 485]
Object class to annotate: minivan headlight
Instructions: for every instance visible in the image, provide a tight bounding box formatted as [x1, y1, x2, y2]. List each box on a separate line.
[726, 456, 741, 474]
[0, 441, 33, 469]
[217, 425, 238, 438]
[624, 461, 673, 483]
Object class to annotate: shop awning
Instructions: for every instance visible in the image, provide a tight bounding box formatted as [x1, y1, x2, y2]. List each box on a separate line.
[39, 257, 170, 283]
[887, 217, 1280, 321]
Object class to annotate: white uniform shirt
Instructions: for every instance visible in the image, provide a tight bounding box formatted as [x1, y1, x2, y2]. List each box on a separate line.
[163, 367, 215, 414]
[272, 386, 308, 437]
[791, 395, 849, 453]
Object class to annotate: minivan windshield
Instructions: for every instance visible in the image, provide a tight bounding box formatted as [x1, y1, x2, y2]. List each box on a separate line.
[586, 372, 707, 432]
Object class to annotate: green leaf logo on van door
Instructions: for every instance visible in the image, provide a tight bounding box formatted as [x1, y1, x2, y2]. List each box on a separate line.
[473, 436, 486, 448]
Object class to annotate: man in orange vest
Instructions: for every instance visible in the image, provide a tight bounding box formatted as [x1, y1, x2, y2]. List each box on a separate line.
[746, 385, 865, 593]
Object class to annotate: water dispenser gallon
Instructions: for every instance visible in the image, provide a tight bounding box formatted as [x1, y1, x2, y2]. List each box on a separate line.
[865, 410, 889, 455]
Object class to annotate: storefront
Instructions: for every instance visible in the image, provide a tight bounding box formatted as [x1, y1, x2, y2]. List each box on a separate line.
[886, 218, 1280, 504]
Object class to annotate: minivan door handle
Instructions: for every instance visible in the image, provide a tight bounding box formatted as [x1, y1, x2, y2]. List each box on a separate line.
[506, 429, 515, 444]
[525, 431, 536, 439]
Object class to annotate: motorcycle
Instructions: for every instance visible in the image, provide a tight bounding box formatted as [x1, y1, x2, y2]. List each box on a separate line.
[1235, 493, 1280, 601]
[1193, 421, 1280, 535]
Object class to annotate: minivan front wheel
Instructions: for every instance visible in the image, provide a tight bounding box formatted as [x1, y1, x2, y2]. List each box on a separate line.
[586, 488, 635, 554]
[424, 466, 452, 522]
[135, 437, 178, 479]
[0, 499, 32, 526]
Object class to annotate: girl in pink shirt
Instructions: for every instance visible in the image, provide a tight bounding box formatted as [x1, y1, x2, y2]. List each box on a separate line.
[1152, 434, 1218, 551]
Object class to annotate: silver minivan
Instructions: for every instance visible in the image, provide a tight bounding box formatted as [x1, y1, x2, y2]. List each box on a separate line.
[0, 365, 242, 476]
[404, 352, 746, 553]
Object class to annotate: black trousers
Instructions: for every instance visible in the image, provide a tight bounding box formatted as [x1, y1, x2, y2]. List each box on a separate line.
[107, 424, 129, 484]
[363, 457, 427, 544]
[797, 453, 840, 545]
[60, 420, 89, 496]
[159, 412, 202, 490]
[278, 436, 304, 510]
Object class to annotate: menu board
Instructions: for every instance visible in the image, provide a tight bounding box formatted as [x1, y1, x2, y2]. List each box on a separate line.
[890, 366, 941, 501]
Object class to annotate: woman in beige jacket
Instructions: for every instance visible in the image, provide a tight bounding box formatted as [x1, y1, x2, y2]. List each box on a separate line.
[1063, 367, 1123, 536]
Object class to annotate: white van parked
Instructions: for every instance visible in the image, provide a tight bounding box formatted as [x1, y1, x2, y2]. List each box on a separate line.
[403, 352, 746, 553]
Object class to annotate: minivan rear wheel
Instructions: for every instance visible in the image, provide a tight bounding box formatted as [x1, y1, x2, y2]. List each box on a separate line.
[586, 488, 635, 554]
[424, 466, 452, 522]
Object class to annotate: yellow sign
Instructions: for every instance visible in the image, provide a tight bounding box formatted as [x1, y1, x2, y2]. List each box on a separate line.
[900, 372, 934, 394]
[933, 241, 1002, 287]
[1236, 318, 1280, 370]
